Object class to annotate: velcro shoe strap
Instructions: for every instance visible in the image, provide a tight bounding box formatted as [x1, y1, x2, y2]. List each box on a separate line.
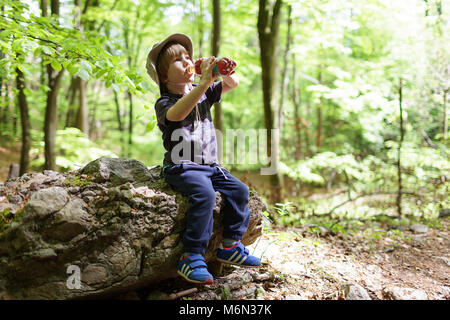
[189, 259, 208, 269]
[237, 242, 249, 256]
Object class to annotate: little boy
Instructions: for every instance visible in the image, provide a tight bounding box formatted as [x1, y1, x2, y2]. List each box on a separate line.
[146, 33, 260, 285]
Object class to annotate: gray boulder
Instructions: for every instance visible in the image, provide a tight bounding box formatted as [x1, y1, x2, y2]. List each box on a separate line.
[409, 224, 429, 234]
[343, 283, 372, 300]
[0, 157, 265, 299]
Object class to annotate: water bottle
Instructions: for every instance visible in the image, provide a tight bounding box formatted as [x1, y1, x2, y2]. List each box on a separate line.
[192, 57, 237, 76]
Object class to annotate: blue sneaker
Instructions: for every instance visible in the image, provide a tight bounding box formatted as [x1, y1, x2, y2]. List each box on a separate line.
[217, 240, 261, 267]
[177, 253, 214, 285]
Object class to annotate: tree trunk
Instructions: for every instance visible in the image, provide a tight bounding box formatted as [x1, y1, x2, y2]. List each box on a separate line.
[76, 77, 88, 135]
[74, 0, 88, 136]
[257, 0, 284, 203]
[291, 52, 302, 160]
[443, 89, 448, 142]
[16, 67, 31, 176]
[113, 90, 125, 157]
[197, 0, 205, 58]
[305, 101, 312, 156]
[122, 12, 136, 158]
[212, 0, 224, 146]
[65, 77, 78, 128]
[316, 67, 324, 152]
[43, 0, 64, 170]
[104, 23, 125, 156]
[41, 0, 47, 19]
[127, 91, 133, 158]
[44, 69, 64, 170]
[113, 90, 123, 132]
[396, 78, 404, 217]
[2, 82, 13, 138]
[278, 4, 292, 140]
[316, 106, 322, 152]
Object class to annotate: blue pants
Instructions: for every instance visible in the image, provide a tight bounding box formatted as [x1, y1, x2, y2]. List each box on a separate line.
[163, 162, 250, 255]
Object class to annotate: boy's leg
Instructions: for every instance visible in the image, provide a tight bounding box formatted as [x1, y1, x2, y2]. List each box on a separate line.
[210, 165, 261, 267]
[164, 164, 216, 254]
[210, 166, 250, 241]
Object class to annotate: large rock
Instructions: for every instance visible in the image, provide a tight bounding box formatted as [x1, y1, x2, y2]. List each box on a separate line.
[0, 157, 265, 299]
[343, 283, 372, 300]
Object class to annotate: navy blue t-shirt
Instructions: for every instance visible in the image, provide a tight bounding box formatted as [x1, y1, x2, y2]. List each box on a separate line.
[154, 81, 222, 166]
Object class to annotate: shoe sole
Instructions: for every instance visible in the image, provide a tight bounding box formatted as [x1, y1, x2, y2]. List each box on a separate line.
[177, 270, 213, 285]
[217, 257, 260, 268]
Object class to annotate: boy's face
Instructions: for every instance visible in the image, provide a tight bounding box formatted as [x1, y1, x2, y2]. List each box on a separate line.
[164, 50, 195, 85]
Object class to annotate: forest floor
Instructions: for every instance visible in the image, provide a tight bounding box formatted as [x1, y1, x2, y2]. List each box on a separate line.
[132, 216, 449, 301]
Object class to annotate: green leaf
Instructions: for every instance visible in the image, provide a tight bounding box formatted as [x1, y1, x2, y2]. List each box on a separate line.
[77, 69, 90, 81]
[126, 76, 136, 89]
[95, 67, 109, 79]
[18, 64, 32, 77]
[80, 60, 92, 73]
[33, 46, 42, 57]
[145, 120, 156, 132]
[50, 61, 62, 72]
[41, 46, 53, 56]
[67, 63, 80, 76]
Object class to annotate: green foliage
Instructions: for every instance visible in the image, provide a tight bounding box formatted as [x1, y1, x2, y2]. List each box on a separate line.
[282, 152, 371, 187]
[274, 201, 297, 216]
[0, 206, 24, 231]
[0, 0, 148, 95]
[30, 128, 118, 170]
[65, 175, 93, 188]
[0, 207, 12, 230]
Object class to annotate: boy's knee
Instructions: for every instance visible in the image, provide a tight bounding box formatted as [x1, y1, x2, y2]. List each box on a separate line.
[234, 183, 249, 203]
[192, 188, 216, 207]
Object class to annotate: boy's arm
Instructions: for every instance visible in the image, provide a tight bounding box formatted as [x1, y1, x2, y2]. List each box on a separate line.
[166, 81, 211, 121]
[222, 73, 239, 94]
[166, 57, 218, 122]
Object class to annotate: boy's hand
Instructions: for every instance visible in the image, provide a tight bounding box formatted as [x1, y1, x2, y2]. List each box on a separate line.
[217, 57, 236, 76]
[199, 57, 219, 87]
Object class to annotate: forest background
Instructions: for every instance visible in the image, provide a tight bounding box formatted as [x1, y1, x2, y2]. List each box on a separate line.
[0, 0, 448, 229]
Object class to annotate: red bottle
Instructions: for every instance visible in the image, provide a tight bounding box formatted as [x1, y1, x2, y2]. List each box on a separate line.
[194, 57, 236, 76]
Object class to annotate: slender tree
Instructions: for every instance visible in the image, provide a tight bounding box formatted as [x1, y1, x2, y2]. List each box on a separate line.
[15, 66, 30, 175]
[316, 67, 323, 152]
[278, 4, 292, 148]
[290, 52, 302, 160]
[42, 0, 65, 170]
[212, 0, 223, 135]
[74, 0, 88, 136]
[396, 78, 404, 217]
[257, 0, 284, 203]
[444, 88, 448, 142]
[123, 14, 135, 158]
[197, 0, 205, 58]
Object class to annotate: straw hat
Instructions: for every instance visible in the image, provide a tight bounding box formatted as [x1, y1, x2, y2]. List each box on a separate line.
[146, 33, 193, 86]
